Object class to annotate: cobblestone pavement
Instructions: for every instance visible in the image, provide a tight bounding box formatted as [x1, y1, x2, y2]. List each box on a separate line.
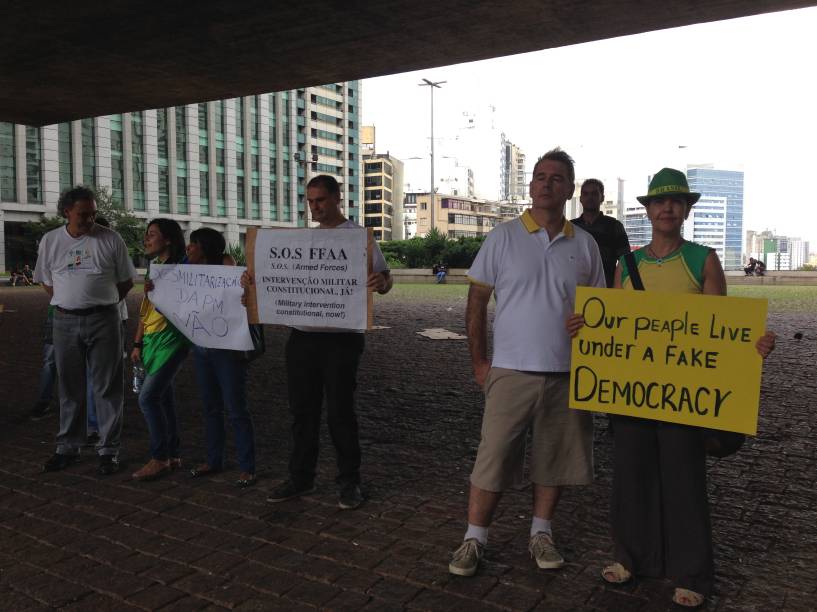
[0, 286, 815, 611]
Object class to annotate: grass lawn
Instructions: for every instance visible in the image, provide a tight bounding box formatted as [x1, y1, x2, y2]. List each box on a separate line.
[726, 285, 817, 313]
[6, 282, 814, 315]
[379, 283, 817, 313]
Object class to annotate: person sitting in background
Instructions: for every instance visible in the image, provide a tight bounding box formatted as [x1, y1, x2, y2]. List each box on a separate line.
[433, 262, 448, 283]
[10, 268, 32, 286]
[744, 257, 757, 276]
[22, 264, 35, 285]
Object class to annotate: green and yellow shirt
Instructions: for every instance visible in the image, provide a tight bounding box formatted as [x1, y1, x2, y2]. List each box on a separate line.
[140, 262, 188, 375]
[620, 241, 712, 294]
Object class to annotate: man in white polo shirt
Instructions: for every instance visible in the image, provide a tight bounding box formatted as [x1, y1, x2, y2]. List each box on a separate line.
[34, 186, 136, 476]
[449, 148, 605, 577]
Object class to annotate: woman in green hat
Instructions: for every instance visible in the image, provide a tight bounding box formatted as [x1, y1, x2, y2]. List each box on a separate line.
[568, 167, 775, 608]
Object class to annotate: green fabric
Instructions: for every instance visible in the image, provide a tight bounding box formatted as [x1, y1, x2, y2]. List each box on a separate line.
[636, 167, 701, 205]
[140, 259, 188, 375]
[142, 324, 187, 376]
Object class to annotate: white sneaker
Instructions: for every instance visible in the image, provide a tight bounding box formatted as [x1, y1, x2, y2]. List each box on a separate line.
[448, 538, 484, 576]
[529, 532, 564, 569]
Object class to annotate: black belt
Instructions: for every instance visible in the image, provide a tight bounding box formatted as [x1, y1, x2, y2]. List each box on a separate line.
[56, 304, 116, 316]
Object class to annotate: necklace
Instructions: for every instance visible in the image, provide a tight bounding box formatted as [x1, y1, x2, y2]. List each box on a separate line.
[646, 240, 684, 264]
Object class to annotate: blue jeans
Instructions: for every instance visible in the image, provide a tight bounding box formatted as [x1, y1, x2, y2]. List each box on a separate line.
[192, 347, 255, 473]
[436, 271, 447, 283]
[138, 346, 189, 460]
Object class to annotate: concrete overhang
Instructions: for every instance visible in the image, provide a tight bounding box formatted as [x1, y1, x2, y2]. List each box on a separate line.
[2, 0, 815, 126]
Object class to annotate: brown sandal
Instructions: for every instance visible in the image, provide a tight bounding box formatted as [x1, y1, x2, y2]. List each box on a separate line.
[601, 562, 632, 584]
[673, 588, 705, 608]
[189, 463, 220, 478]
[132, 459, 170, 481]
[169, 457, 182, 470]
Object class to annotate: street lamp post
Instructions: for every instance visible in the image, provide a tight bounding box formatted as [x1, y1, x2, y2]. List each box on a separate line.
[419, 78, 445, 234]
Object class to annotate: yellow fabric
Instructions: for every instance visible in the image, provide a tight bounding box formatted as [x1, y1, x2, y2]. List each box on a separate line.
[520, 210, 575, 237]
[139, 297, 169, 335]
[623, 255, 701, 294]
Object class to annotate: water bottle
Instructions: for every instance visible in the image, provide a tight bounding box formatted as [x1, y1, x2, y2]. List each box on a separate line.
[132, 361, 146, 394]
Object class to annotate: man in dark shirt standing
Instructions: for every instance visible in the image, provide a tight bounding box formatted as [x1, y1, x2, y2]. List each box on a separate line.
[571, 179, 630, 288]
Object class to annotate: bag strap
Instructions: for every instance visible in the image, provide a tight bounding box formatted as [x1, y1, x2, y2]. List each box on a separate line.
[624, 252, 645, 291]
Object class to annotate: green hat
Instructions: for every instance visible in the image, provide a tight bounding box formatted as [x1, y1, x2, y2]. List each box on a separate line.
[637, 167, 700, 206]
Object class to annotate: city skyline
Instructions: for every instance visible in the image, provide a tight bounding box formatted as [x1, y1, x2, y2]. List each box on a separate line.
[362, 6, 817, 249]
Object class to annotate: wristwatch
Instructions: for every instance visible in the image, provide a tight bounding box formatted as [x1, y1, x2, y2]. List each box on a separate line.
[133, 341, 144, 348]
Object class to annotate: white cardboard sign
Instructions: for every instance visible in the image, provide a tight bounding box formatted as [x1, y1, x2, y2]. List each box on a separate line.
[252, 228, 369, 330]
[148, 264, 253, 350]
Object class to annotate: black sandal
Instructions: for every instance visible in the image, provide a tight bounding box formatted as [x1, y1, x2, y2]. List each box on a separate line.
[235, 473, 257, 488]
[189, 463, 220, 478]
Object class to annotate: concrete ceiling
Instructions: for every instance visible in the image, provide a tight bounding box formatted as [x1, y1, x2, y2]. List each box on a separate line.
[2, 0, 814, 126]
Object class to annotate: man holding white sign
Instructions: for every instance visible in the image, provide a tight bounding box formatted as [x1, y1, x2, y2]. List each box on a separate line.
[255, 175, 392, 510]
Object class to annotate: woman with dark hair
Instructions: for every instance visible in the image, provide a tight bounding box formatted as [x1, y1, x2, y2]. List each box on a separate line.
[186, 227, 256, 487]
[131, 218, 190, 481]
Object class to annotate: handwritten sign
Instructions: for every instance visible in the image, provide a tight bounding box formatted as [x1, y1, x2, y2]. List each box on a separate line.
[148, 264, 253, 351]
[247, 227, 371, 331]
[569, 287, 768, 435]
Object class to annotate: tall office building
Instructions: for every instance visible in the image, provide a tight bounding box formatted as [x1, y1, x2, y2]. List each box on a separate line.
[500, 135, 526, 202]
[623, 204, 651, 249]
[682, 196, 727, 263]
[363, 153, 405, 241]
[0, 82, 362, 270]
[686, 165, 744, 270]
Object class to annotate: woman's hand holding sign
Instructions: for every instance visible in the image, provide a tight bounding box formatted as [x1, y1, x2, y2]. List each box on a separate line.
[755, 331, 776, 358]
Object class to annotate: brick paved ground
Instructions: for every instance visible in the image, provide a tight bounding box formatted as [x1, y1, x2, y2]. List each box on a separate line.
[0, 285, 815, 611]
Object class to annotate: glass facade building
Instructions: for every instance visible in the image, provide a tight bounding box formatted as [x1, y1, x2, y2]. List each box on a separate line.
[686, 167, 744, 270]
[0, 82, 361, 270]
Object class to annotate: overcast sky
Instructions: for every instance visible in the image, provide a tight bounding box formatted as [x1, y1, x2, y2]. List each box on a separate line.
[362, 7, 817, 248]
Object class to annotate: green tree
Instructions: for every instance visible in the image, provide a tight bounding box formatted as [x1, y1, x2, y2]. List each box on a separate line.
[227, 243, 246, 266]
[93, 185, 146, 259]
[379, 232, 486, 269]
[23, 215, 64, 243]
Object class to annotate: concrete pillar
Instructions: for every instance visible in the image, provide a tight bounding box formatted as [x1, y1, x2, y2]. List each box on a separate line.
[258, 93, 271, 225]
[14, 125, 27, 205]
[41, 125, 60, 210]
[167, 108, 177, 214]
[144, 110, 159, 216]
[96, 117, 112, 192]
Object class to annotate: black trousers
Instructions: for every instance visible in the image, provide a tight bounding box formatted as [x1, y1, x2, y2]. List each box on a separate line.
[610, 415, 714, 595]
[285, 329, 365, 487]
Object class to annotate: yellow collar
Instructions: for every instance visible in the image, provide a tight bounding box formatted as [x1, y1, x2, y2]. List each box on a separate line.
[520, 209, 574, 237]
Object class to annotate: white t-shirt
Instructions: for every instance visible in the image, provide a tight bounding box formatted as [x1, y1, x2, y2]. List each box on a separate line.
[34, 225, 137, 310]
[467, 210, 605, 372]
[294, 219, 388, 333]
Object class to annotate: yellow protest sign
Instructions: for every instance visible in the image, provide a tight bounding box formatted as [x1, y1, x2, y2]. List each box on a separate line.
[569, 287, 768, 435]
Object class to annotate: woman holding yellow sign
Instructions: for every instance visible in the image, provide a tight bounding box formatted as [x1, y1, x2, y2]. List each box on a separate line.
[567, 168, 775, 608]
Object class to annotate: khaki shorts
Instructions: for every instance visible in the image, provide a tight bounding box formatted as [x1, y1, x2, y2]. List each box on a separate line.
[470, 368, 593, 492]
